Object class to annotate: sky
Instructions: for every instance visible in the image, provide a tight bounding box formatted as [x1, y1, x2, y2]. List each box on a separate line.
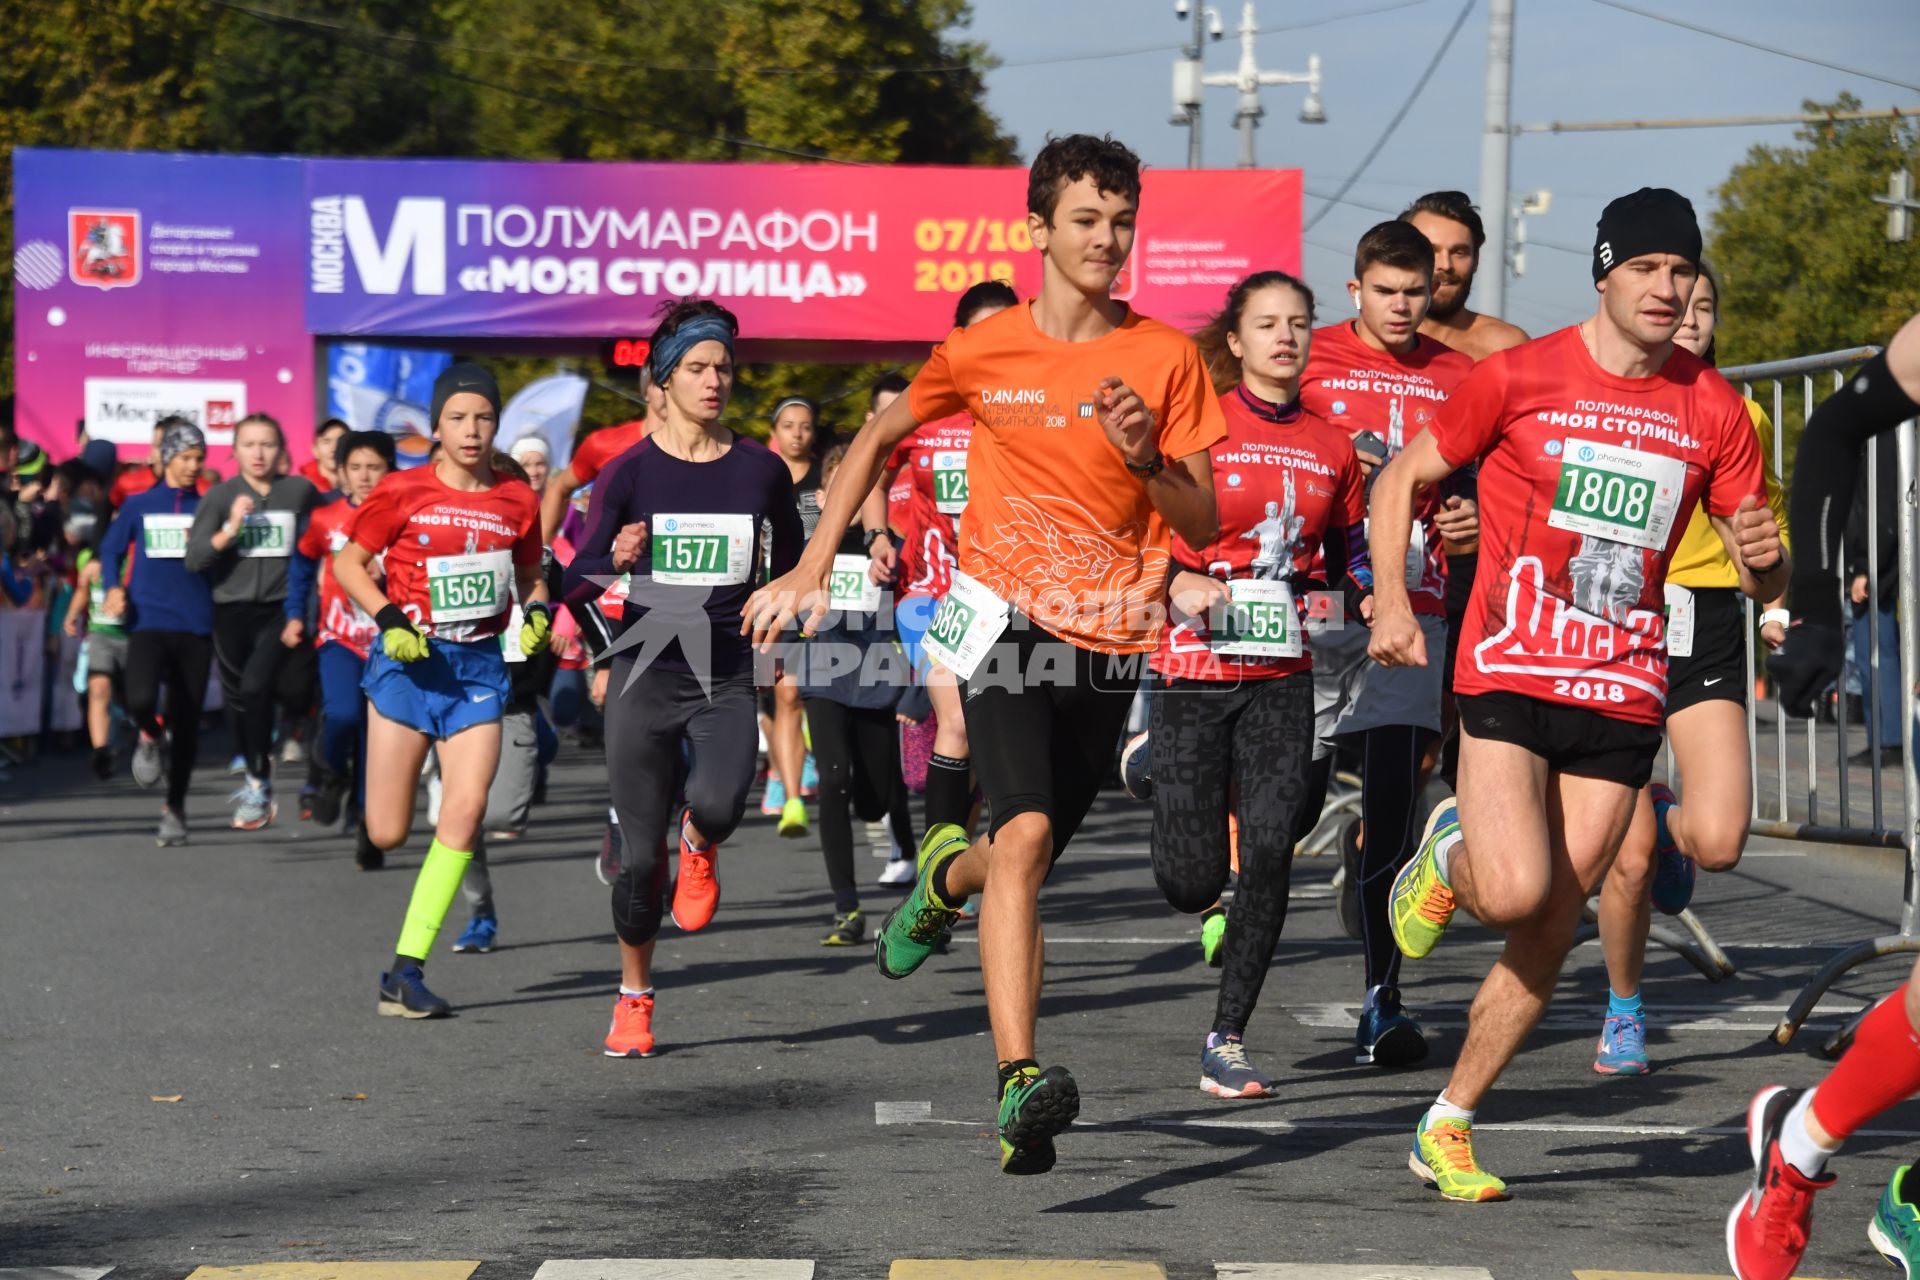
[952, 0, 1920, 337]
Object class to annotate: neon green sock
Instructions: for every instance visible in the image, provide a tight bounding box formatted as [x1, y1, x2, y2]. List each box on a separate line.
[396, 838, 475, 960]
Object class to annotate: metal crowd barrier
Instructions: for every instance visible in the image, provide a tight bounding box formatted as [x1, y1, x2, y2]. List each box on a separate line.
[1714, 346, 1920, 1047]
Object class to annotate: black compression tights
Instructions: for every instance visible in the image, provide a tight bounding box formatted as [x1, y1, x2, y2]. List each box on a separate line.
[1149, 675, 1316, 1039]
[1357, 723, 1439, 992]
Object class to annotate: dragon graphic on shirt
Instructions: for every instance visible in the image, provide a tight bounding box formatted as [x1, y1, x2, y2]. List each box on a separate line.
[972, 493, 1161, 645]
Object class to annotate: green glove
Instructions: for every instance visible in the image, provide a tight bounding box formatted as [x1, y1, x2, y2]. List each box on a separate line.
[376, 604, 430, 663]
[519, 602, 553, 658]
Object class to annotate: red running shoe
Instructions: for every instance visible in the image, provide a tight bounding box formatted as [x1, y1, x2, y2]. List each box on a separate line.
[670, 808, 720, 931]
[603, 992, 656, 1058]
[1726, 1084, 1835, 1279]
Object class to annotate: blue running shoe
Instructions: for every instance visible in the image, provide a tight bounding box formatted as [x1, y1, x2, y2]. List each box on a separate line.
[800, 753, 819, 798]
[1871, 1163, 1920, 1275]
[1356, 987, 1428, 1066]
[761, 776, 786, 817]
[377, 965, 450, 1018]
[452, 915, 498, 954]
[1594, 1010, 1649, 1075]
[1648, 783, 1695, 915]
[1200, 1033, 1273, 1099]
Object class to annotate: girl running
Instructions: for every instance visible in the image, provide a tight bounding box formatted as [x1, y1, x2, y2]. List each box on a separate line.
[1152, 271, 1372, 1097]
[564, 298, 804, 1058]
[764, 396, 824, 838]
[332, 363, 548, 1019]
[98, 418, 217, 846]
[186, 413, 320, 830]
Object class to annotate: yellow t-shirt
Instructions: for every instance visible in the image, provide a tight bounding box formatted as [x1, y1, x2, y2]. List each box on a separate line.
[1665, 397, 1791, 590]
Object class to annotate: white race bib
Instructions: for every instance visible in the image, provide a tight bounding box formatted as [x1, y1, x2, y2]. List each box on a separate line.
[1211, 578, 1301, 659]
[931, 450, 969, 515]
[234, 510, 296, 559]
[921, 570, 1011, 681]
[1663, 582, 1695, 659]
[502, 603, 527, 664]
[651, 513, 753, 586]
[1547, 438, 1686, 551]
[427, 550, 510, 623]
[142, 513, 194, 560]
[829, 554, 883, 612]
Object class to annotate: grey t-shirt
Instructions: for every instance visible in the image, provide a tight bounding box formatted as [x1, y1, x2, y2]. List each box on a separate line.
[186, 474, 320, 605]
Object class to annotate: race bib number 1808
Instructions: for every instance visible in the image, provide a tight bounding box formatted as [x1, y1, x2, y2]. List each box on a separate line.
[1546, 438, 1686, 551]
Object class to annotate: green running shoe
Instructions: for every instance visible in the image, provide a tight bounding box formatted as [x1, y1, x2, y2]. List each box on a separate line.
[998, 1064, 1080, 1175]
[1411, 1113, 1508, 1202]
[1200, 909, 1227, 967]
[1871, 1163, 1920, 1275]
[1389, 799, 1460, 960]
[874, 823, 970, 980]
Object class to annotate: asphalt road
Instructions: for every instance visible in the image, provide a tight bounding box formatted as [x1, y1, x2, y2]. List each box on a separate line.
[4, 735, 1918, 1280]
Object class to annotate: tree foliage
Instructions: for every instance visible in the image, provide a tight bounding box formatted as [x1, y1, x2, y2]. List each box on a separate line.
[1, 0, 1017, 433]
[1709, 95, 1920, 368]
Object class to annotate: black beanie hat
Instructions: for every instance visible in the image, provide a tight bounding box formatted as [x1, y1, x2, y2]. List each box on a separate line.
[430, 362, 502, 431]
[1592, 187, 1701, 283]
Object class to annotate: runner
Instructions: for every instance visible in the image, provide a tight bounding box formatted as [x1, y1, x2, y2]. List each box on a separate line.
[1152, 269, 1370, 1098]
[298, 418, 348, 493]
[763, 395, 828, 838]
[1729, 308, 1920, 1279]
[332, 363, 547, 1019]
[287, 429, 395, 869]
[1401, 191, 1532, 790]
[508, 435, 553, 496]
[562, 298, 805, 1058]
[745, 133, 1227, 1174]
[185, 413, 319, 830]
[1370, 188, 1784, 1201]
[1297, 219, 1476, 1066]
[63, 501, 131, 781]
[97, 418, 216, 846]
[800, 443, 916, 946]
[873, 281, 1019, 840]
[1592, 261, 1791, 1076]
[537, 372, 658, 542]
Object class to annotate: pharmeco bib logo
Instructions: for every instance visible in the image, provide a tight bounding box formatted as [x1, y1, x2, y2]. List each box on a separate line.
[69, 209, 141, 289]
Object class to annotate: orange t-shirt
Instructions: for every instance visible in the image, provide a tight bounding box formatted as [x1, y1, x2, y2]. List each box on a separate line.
[906, 303, 1228, 654]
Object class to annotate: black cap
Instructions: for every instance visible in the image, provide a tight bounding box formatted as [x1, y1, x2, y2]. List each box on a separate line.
[429, 362, 502, 432]
[1593, 187, 1701, 282]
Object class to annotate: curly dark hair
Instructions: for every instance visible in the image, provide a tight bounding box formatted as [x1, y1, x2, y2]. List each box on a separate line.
[1399, 190, 1486, 252]
[1027, 134, 1143, 225]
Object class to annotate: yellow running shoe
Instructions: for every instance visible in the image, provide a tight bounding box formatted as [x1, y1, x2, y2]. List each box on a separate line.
[1411, 1114, 1508, 1202]
[778, 795, 808, 838]
[1389, 798, 1459, 960]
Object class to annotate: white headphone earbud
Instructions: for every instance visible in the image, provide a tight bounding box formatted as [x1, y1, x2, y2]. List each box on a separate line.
[1350, 290, 1361, 310]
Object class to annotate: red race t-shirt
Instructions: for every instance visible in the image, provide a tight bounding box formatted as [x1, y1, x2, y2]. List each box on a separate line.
[1430, 327, 1764, 725]
[570, 420, 647, 487]
[298, 459, 334, 492]
[886, 412, 973, 599]
[1300, 323, 1474, 617]
[1153, 388, 1366, 683]
[348, 465, 541, 644]
[298, 497, 378, 658]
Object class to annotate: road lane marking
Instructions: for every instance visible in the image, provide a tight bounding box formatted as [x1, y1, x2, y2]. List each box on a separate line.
[890, 1265, 1164, 1279]
[533, 1263, 815, 1280]
[1288, 1001, 1863, 1034]
[873, 1105, 1920, 1141]
[876, 1100, 933, 1124]
[186, 1267, 479, 1280]
[1219, 1267, 1494, 1279]
[0, 1270, 114, 1280]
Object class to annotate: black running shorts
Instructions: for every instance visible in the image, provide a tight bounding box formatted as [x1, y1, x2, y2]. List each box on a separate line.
[1664, 586, 1748, 715]
[1456, 690, 1662, 789]
[960, 610, 1138, 858]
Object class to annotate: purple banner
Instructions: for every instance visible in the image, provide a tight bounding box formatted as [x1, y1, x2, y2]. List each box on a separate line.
[13, 150, 316, 466]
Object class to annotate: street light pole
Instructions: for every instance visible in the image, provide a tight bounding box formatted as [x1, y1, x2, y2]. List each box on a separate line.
[1170, 2, 1221, 169]
[1478, 0, 1515, 319]
[1200, 1, 1326, 169]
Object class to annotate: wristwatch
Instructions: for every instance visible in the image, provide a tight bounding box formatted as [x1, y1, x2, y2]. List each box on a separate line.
[864, 527, 891, 553]
[1125, 451, 1166, 479]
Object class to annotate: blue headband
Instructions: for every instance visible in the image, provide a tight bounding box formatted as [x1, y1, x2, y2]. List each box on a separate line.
[651, 315, 736, 381]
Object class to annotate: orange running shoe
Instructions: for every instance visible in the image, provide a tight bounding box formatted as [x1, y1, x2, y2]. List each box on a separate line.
[1228, 812, 1241, 876]
[670, 808, 721, 931]
[604, 992, 656, 1058]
